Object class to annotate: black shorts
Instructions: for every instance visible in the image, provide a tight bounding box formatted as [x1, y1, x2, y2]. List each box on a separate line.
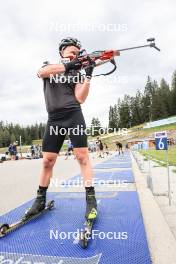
[42, 108, 87, 153]
[100, 145, 103, 151]
[68, 147, 73, 152]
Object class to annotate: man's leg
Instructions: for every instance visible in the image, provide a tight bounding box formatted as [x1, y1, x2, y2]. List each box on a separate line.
[24, 121, 65, 218]
[101, 149, 104, 158]
[39, 152, 58, 187]
[74, 147, 97, 220]
[69, 109, 97, 220]
[24, 152, 58, 218]
[74, 147, 93, 187]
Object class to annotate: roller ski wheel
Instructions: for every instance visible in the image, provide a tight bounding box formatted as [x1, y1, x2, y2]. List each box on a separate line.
[0, 200, 55, 238]
[79, 219, 94, 249]
[0, 224, 10, 235]
[47, 200, 54, 210]
[80, 230, 89, 249]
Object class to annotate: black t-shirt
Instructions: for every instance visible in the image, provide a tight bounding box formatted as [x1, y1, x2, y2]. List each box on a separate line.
[42, 63, 83, 114]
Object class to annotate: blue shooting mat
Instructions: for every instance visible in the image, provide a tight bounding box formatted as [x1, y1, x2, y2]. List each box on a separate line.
[61, 170, 134, 186]
[0, 192, 151, 264]
[94, 163, 132, 169]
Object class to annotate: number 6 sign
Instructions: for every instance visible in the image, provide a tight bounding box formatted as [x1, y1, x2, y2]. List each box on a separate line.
[155, 131, 168, 150]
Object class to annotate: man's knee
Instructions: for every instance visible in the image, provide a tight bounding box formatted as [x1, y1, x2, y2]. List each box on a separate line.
[43, 157, 56, 169]
[76, 152, 89, 166]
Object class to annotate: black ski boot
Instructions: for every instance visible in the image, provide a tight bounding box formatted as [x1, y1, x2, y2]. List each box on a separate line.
[24, 189, 46, 219]
[85, 188, 97, 220]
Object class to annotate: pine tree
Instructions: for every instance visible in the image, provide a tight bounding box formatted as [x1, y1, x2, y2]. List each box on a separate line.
[10, 133, 16, 144]
[151, 80, 168, 120]
[118, 95, 131, 128]
[130, 91, 143, 125]
[90, 117, 102, 137]
[160, 78, 172, 116]
[108, 105, 119, 129]
[171, 71, 176, 115]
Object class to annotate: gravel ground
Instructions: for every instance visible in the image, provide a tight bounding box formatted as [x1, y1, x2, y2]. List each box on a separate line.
[133, 150, 176, 240]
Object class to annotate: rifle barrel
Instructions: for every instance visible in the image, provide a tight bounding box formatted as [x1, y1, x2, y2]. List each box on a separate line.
[117, 44, 151, 52]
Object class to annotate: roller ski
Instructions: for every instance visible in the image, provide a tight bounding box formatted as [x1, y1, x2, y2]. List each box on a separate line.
[0, 189, 54, 238]
[80, 188, 97, 248]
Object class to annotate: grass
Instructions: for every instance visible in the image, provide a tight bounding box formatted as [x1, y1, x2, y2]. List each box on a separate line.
[32, 139, 42, 145]
[139, 146, 176, 166]
[143, 122, 176, 133]
[99, 133, 128, 150]
[130, 123, 176, 140]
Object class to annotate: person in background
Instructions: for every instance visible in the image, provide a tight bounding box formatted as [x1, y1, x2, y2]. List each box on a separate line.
[35, 144, 40, 157]
[96, 137, 104, 158]
[115, 141, 124, 155]
[125, 143, 129, 151]
[65, 140, 74, 160]
[30, 144, 35, 158]
[8, 143, 14, 160]
[13, 142, 18, 160]
[104, 143, 109, 155]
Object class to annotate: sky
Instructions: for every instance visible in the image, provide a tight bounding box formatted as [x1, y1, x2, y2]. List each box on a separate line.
[0, 0, 176, 127]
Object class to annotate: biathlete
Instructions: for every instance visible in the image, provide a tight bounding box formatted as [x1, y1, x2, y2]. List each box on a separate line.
[24, 37, 97, 221]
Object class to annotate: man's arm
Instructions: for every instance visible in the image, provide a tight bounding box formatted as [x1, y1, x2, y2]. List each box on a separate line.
[37, 58, 83, 79]
[74, 78, 91, 104]
[74, 63, 95, 104]
[37, 64, 66, 79]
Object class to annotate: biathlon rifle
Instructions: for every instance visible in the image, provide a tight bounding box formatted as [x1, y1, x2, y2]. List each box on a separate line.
[77, 38, 160, 77]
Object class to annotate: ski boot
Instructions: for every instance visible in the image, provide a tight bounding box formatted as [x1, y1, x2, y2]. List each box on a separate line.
[24, 189, 46, 219]
[79, 189, 97, 248]
[85, 189, 97, 220]
[0, 199, 54, 237]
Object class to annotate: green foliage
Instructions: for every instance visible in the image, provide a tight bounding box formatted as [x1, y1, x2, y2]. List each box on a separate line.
[171, 71, 176, 115]
[90, 117, 102, 136]
[108, 71, 176, 128]
[140, 146, 176, 166]
[108, 104, 119, 129]
[0, 122, 46, 147]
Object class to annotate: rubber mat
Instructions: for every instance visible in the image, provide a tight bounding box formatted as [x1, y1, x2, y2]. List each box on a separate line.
[103, 160, 131, 164]
[94, 162, 132, 169]
[100, 154, 131, 162]
[104, 158, 132, 163]
[61, 170, 134, 186]
[0, 192, 151, 264]
[108, 154, 131, 158]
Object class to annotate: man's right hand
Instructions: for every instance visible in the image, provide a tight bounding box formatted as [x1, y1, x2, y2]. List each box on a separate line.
[63, 58, 82, 73]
